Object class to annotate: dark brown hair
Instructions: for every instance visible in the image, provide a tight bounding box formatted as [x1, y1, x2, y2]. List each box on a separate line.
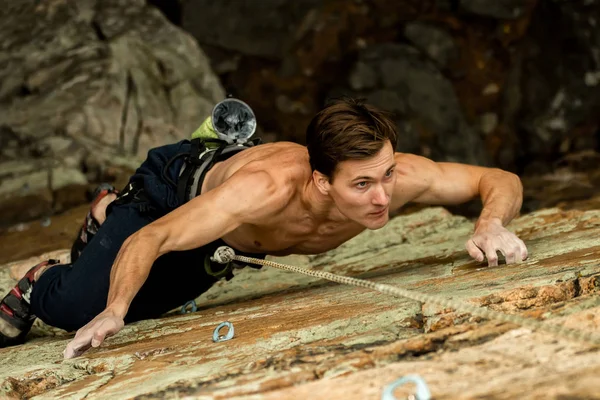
[306, 97, 398, 180]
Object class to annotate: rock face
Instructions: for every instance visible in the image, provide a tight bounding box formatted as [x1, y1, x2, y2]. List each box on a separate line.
[1, 206, 599, 398]
[342, 43, 487, 164]
[3, 0, 600, 225]
[515, 0, 600, 171]
[182, 0, 321, 59]
[459, 0, 527, 19]
[0, 0, 224, 226]
[176, 0, 600, 172]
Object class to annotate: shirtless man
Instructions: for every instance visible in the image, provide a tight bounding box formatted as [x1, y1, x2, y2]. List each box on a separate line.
[0, 98, 527, 358]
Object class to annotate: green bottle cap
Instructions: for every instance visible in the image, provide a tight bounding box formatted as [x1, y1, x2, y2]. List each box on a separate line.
[191, 116, 219, 140]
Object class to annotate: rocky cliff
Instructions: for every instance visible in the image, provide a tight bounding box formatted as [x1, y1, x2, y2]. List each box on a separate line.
[0, 0, 223, 226]
[1, 0, 599, 225]
[0, 206, 599, 399]
[181, 0, 600, 170]
[0, 3, 599, 398]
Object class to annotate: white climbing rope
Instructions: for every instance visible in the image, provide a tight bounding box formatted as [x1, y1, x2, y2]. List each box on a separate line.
[212, 246, 600, 346]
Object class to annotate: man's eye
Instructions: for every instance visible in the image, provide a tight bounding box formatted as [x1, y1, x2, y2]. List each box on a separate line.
[356, 181, 368, 188]
[385, 169, 394, 178]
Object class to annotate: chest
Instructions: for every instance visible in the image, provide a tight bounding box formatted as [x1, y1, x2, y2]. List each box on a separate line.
[226, 216, 364, 255]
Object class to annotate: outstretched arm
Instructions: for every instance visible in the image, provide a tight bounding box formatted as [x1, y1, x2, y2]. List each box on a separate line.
[64, 169, 288, 358]
[105, 170, 282, 319]
[392, 153, 527, 266]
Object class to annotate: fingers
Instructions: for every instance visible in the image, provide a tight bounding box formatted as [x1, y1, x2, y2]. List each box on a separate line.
[63, 317, 124, 359]
[91, 319, 121, 347]
[500, 245, 521, 264]
[64, 331, 93, 359]
[518, 238, 528, 260]
[500, 237, 528, 264]
[467, 237, 500, 267]
[483, 243, 499, 267]
[468, 230, 529, 267]
[465, 240, 485, 262]
[91, 331, 105, 348]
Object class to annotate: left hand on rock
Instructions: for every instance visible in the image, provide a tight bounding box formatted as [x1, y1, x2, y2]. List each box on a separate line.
[465, 219, 528, 267]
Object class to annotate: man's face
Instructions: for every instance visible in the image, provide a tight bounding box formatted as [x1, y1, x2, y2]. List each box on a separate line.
[327, 141, 396, 229]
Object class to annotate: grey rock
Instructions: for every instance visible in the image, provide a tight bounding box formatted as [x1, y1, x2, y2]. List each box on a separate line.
[480, 113, 499, 135]
[460, 0, 526, 19]
[514, 0, 600, 160]
[366, 89, 418, 154]
[404, 22, 458, 68]
[50, 166, 88, 191]
[356, 44, 486, 164]
[181, 0, 321, 59]
[366, 90, 408, 115]
[0, 161, 47, 197]
[0, 0, 225, 224]
[349, 62, 379, 91]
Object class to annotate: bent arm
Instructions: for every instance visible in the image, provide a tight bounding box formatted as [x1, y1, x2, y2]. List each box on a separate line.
[473, 168, 522, 230]
[393, 153, 523, 227]
[393, 153, 527, 266]
[105, 170, 285, 319]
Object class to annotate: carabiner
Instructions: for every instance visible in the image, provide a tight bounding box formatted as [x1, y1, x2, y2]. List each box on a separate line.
[212, 321, 235, 342]
[180, 300, 197, 314]
[381, 375, 431, 400]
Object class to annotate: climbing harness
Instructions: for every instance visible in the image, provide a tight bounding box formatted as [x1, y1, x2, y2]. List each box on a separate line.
[180, 300, 198, 314]
[169, 98, 265, 281]
[211, 246, 600, 346]
[170, 98, 261, 205]
[213, 321, 235, 342]
[110, 181, 156, 215]
[381, 375, 431, 400]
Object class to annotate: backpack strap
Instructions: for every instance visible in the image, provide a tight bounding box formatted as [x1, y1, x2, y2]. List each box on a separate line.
[176, 137, 262, 205]
[176, 138, 215, 204]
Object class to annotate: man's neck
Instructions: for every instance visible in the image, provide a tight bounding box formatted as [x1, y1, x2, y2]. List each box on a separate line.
[302, 178, 347, 223]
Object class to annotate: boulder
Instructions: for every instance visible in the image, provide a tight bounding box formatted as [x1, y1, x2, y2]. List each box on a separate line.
[513, 0, 600, 170]
[342, 43, 487, 165]
[459, 0, 528, 19]
[181, 0, 321, 59]
[0, 0, 225, 226]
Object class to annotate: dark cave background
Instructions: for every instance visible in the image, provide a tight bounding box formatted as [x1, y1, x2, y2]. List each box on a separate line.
[0, 0, 599, 226]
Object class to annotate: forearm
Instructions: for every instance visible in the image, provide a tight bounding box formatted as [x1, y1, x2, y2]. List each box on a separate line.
[475, 169, 523, 230]
[105, 229, 164, 319]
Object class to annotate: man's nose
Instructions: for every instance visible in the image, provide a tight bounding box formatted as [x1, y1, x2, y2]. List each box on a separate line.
[372, 185, 389, 206]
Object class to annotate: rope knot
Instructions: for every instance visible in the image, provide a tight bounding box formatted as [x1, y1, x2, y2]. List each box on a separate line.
[211, 246, 235, 264]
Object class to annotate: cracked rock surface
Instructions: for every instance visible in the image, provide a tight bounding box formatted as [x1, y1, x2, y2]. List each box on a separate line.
[0, 206, 599, 399]
[0, 0, 224, 226]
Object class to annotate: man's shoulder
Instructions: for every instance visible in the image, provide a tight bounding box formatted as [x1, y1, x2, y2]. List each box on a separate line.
[393, 152, 435, 176]
[239, 165, 302, 203]
[232, 148, 305, 191]
[208, 141, 308, 205]
[389, 153, 437, 209]
[241, 142, 310, 182]
[217, 166, 298, 222]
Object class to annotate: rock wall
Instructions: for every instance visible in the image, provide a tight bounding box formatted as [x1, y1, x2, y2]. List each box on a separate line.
[1, 0, 599, 223]
[1, 207, 599, 398]
[0, 0, 224, 226]
[180, 0, 600, 170]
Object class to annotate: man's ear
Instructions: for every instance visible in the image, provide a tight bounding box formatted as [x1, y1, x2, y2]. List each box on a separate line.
[313, 170, 331, 195]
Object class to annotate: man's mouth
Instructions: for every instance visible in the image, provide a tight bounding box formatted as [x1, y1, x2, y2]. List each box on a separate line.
[369, 207, 388, 217]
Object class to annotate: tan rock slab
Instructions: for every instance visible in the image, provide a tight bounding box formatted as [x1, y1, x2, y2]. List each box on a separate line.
[0, 207, 598, 398]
